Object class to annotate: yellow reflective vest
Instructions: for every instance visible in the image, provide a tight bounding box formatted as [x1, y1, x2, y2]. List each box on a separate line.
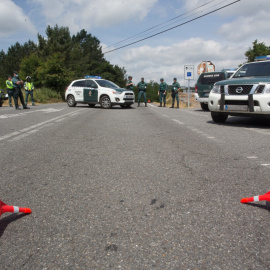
[24, 82, 34, 91]
[6, 80, 13, 89]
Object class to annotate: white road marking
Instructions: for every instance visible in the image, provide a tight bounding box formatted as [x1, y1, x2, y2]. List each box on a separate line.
[247, 156, 258, 159]
[183, 110, 209, 117]
[0, 110, 85, 142]
[0, 108, 64, 119]
[172, 119, 184, 125]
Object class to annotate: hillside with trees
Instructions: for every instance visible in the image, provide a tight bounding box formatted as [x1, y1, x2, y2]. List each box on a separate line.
[0, 25, 126, 94]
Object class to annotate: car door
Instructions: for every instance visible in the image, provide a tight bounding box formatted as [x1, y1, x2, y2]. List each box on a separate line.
[84, 80, 98, 103]
[71, 80, 85, 101]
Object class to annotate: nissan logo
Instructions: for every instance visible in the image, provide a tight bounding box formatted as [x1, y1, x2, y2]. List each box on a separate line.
[235, 87, 244, 93]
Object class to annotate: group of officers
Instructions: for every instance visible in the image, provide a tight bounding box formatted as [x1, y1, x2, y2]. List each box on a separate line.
[126, 76, 181, 108]
[5, 71, 35, 110]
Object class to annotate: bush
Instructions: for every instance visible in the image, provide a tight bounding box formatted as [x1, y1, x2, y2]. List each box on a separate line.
[31, 88, 63, 103]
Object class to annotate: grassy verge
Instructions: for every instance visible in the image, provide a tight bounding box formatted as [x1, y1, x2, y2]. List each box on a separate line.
[2, 88, 64, 106]
[153, 93, 199, 108]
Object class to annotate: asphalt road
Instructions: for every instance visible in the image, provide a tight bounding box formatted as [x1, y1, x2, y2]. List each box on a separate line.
[0, 103, 270, 270]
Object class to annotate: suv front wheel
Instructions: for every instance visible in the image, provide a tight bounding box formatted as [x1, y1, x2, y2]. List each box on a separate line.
[211, 112, 228, 123]
[100, 96, 112, 109]
[200, 103, 209, 111]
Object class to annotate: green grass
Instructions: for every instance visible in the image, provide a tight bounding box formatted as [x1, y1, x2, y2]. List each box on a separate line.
[2, 87, 64, 106]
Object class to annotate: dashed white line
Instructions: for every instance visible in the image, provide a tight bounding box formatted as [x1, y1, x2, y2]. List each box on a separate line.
[172, 119, 184, 125]
[1, 110, 85, 142]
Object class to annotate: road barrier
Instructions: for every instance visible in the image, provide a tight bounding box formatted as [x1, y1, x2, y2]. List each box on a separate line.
[0, 200, 32, 218]
[241, 190, 270, 203]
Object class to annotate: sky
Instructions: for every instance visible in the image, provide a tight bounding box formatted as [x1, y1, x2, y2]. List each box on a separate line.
[1, 0, 270, 86]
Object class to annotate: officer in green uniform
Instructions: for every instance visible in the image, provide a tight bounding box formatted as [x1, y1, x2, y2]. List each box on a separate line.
[126, 76, 134, 91]
[170, 78, 181, 108]
[158, 78, 167, 107]
[12, 71, 29, 110]
[24, 76, 35, 106]
[137, 77, 147, 107]
[6, 75, 14, 107]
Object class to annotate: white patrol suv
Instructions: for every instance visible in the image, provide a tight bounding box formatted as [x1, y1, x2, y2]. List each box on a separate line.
[65, 76, 134, 109]
[208, 60, 270, 123]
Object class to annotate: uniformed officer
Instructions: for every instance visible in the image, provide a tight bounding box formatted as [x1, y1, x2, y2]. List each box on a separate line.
[126, 75, 134, 91]
[170, 78, 181, 108]
[12, 71, 29, 110]
[137, 77, 147, 107]
[24, 76, 35, 106]
[158, 78, 167, 107]
[6, 75, 14, 107]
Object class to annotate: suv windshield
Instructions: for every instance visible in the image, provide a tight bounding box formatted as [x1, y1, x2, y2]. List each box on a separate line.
[198, 73, 226, 85]
[96, 79, 120, 88]
[233, 62, 270, 78]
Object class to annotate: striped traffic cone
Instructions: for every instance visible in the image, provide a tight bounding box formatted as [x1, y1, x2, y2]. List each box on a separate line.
[240, 190, 270, 203]
[0, 200, 32, 218]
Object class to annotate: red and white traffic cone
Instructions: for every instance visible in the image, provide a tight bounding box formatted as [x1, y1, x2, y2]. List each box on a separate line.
[0, 200, 32, 218]
[240, 190, 270, 203]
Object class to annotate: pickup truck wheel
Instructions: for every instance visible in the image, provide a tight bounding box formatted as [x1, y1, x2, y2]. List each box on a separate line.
[67, 95, 77, 107]
[200, 103, 209, 111]
[100, 96, 112, 109]
[211, 112, 228, 123]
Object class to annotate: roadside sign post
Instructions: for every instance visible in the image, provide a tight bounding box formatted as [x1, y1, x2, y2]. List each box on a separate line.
[184, 65, 194, 108]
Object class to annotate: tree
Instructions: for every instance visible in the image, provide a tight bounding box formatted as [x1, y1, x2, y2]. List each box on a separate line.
[20, 54, 42, 87]
[1, 25, 126, 95]
[245, 40, 270, 62]
[36, 53, 74, 93]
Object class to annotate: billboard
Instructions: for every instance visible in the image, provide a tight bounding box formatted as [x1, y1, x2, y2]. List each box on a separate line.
[197, 61, 215, 75]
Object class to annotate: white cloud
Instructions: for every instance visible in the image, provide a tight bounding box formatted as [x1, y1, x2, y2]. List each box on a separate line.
[219, 9, 270, 42]
[0, 0, 36, 37]
[30, 0, 158, 34]
[105, 38, 247, 86]
[182, 0, 270, 43]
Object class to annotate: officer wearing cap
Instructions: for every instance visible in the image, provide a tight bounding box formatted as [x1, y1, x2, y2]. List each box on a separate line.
[137, 77, 147, 107]
[24, 76, 35, 106]
[158, 78, 167, 107]
[12, 71, 29, 110]
[126, 76, 134, 91]
[6, 75, 14, 107]
[170, 78, 181, 108]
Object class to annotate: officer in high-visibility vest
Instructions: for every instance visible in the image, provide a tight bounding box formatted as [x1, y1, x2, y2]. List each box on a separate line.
[6, 75, 14, 107]
[137, 77, 148, 107]
[24, 76, 35, 106]
[170, 78, 181, 108]
[158, 78, 167, 107]
[12, 71, 29, 110]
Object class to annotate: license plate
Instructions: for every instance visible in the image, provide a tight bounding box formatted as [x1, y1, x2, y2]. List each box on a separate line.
[225, 105, 248, 111]
[204, 93, 209, 97]
[125, 96, 133, 99]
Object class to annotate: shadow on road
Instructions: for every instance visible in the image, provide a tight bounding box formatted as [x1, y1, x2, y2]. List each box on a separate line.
[207, 116, 270, 128]
[245, 202, 270, 212]
[74, 105, 136, 110]
[0, 214, 28, 238]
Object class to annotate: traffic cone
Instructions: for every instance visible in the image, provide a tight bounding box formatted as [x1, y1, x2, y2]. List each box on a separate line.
[240, 190, 270, 203]
[148, 100, 151, 103]
[0, 200, 32, 218]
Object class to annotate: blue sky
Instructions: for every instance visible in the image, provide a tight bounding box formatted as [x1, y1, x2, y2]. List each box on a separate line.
[1, 0, 270, 86]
